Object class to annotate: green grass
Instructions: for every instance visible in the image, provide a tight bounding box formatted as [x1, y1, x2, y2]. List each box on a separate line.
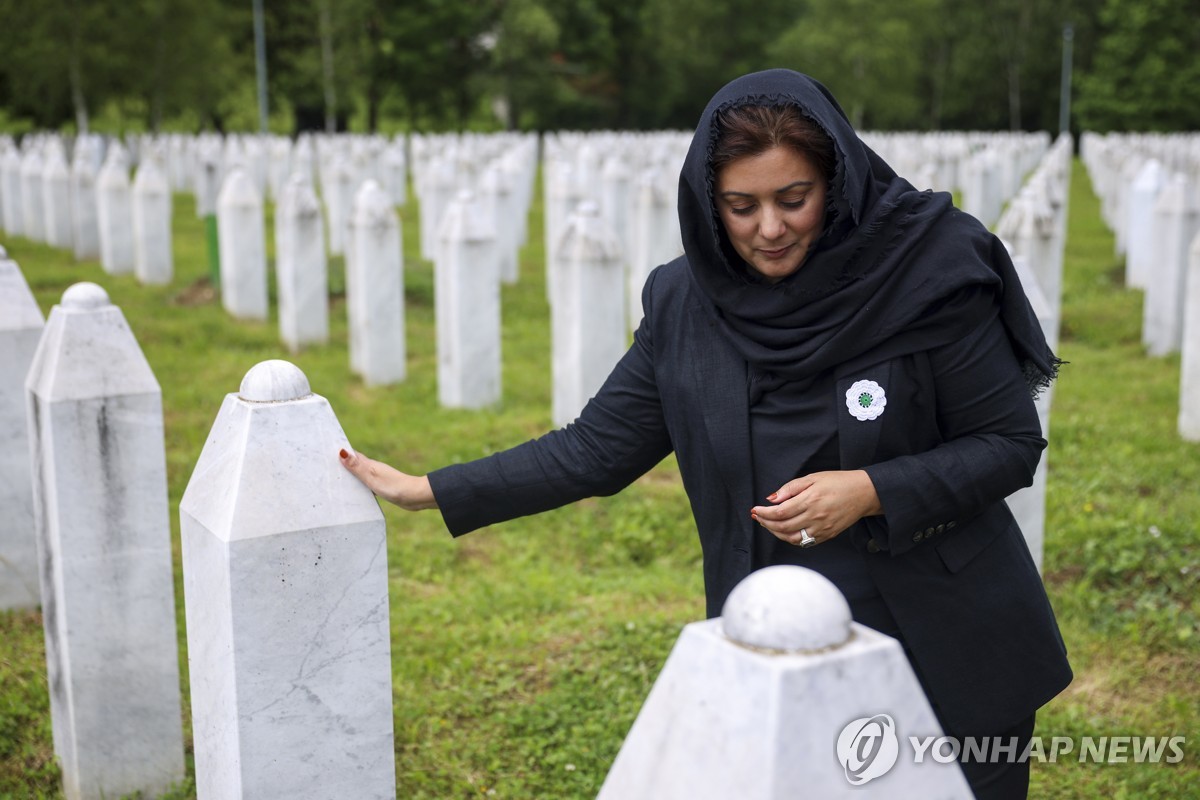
[1, 161, 1197, 798]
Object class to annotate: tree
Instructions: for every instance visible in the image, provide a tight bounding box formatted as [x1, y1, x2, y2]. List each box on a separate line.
[1075, 0, 1200, 131]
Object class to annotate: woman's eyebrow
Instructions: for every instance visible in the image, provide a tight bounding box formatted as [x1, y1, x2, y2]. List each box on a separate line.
[719, 180, 815, 198]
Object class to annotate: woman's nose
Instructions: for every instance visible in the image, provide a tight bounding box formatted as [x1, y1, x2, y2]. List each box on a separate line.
[759, 209, 787, 240]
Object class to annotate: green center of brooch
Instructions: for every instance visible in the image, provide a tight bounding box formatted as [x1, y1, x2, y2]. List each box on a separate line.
[858, 393, 872, 408]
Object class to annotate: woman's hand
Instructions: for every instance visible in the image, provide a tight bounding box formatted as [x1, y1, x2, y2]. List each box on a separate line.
[750, 469, 882, 547]
[339, 448, 439, 511]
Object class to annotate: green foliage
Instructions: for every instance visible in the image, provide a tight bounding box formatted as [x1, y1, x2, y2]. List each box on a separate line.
[1074, 0, 1200, 131]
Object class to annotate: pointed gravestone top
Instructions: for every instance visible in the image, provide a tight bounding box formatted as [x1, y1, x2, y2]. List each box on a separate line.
[722, 565, 852, 652]
[238, 359, 312, 403]
[61, 281, 111, 310]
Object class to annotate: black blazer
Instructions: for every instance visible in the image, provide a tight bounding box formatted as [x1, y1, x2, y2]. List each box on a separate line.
[430, 257, 1072, 735]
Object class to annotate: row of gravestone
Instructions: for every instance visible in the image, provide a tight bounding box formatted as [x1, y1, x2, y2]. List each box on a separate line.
[0, 257, 974, 798]
[1080, 132, 1200, 442]
[996, 134, 1074, 573]
[0, 136, 173, 282]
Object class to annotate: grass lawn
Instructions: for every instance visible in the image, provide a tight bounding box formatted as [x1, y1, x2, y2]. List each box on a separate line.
[0, 159, 1197, 798]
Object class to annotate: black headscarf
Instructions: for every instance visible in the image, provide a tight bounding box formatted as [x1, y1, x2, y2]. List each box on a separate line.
[678, 69, 1060, 397]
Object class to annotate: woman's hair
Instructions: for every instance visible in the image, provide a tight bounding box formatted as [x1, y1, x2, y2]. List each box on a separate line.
[710, 104, 836, 183]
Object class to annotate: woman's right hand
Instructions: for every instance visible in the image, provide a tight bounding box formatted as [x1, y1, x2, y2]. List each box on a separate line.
[339, 448, 439, 511]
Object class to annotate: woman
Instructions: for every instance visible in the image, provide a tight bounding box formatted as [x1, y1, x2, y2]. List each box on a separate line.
[341, 69, 1072, 799]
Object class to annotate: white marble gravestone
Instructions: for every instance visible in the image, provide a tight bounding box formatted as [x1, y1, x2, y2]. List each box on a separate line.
[42, 145, 74, 250]
[1143, 174, 1199, 357]
[598, 566, 972, 799]
[25, 282, 185, 800]
[436, 189, 501, 408]
[629, 169, 678, 330]
[217, 167, 269, 320]
[552, 202, 626, 428]
[181, 360, 396, 800]
[97, 150, 135, 275]
[347, 180, 406, 386]
[70, 152, 100, 261]
[275, 174, 329, 352]
[132, 158, 174, 285]
[1125, 159, 1164, 290]
[0, 250, 44, 609]
[1180, 233, 1200, 442]
[1, 146, 24, 236]
[21, 148, 46, 243]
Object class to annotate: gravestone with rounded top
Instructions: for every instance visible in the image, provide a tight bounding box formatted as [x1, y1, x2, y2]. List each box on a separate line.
[275, 174, 329, 352]
[21, 148, 46, 243]
[217, 167, 268, 320]
[70, 150, 100, 260]
[97, 149, 135, 275]
[42, 144, 74, 250]
[347, 180, 406, 386]
[436, 189, 500, 408]
[25, 282, 184, 800]
[1143, 174, 1199, 357]
[552, 201, 625, 427]
[598, 565, 972, 799]
[1125, 159, 1165, 289]
[181, 360, 396, 800]
[0, 250, 44, 609]
[1, 146, 24, 236]
[132, 158, 174, 285]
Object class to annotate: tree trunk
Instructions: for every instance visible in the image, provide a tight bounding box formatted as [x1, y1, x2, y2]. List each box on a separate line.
[319, 0, 338, 133]
[67, 2, 89, 133]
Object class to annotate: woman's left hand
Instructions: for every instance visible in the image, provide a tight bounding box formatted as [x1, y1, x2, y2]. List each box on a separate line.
[750, 469, 882, 547]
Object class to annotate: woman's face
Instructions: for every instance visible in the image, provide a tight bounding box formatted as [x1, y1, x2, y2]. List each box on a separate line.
[715, 145, 828, 283]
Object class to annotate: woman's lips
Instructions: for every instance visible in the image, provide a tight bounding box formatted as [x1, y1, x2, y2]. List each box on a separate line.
[758, 244, 795, 259]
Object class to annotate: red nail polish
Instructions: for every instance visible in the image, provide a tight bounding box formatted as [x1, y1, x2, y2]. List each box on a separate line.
[339, 448, 349, 459]
[767, 493, 778, 502]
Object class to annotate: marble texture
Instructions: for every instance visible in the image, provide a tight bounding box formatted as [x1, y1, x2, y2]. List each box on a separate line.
[217, 167, 268, 320]
[1180, 233, 1200, 442]
[275, 174, 329, 352]
[436, 189, 500, 408]
[347, 180, 406, 386]
[0, 254, 44, 609]
[552, 201, 625, 427]
[97, 150, 135, 275]
[181, 360, 396, 800]
[132, 157, 174, 285]
[599, 567, 972, 799]
[1143, 174, 1199, 357]
[25, 282, 185, 800]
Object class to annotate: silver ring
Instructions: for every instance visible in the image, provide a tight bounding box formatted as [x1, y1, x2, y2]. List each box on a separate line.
[799, 528, 816, 548]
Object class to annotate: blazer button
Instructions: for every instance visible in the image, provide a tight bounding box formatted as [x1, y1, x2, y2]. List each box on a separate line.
[867, 539, 881, 554]
[936, 524, 945, 534]
[912, 531, 923, 542]
[947, 521, 957, 529]
[925, 527, 935, 537]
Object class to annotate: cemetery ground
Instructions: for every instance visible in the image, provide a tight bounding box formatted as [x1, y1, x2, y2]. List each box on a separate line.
[1, 162, 1198, 799]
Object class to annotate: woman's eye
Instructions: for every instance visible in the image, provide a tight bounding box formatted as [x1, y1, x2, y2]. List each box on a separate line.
[729, 205, 755, 216]
[781, 197, 808, 209]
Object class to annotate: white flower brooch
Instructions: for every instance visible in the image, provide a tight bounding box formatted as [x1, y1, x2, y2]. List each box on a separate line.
[846, 379, 887, 421]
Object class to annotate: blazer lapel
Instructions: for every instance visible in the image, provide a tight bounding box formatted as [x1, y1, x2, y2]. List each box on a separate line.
[687, 308, 753, 505]
[836, 359, 892, 468]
